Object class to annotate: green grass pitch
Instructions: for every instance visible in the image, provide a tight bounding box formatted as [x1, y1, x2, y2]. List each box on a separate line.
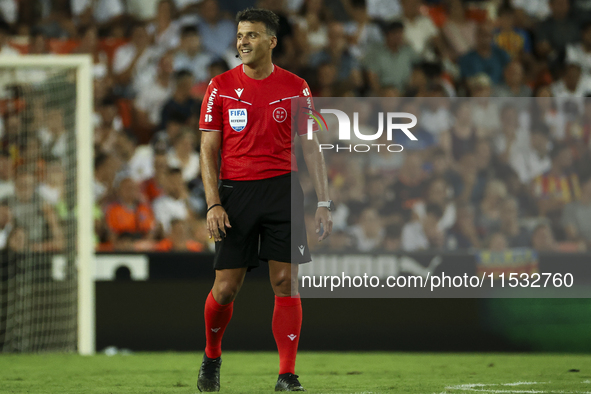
[1, 352, 590, 393]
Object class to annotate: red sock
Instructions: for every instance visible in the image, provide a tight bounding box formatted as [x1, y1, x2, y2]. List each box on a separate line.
[272, 294, 302, 375]
[204, 291, 233, 359]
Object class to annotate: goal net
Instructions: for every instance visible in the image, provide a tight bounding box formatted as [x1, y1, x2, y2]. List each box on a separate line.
[0, 56, 93, 354]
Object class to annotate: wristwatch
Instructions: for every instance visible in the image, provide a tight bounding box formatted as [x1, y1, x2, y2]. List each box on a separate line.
[317, 200, 335, 211]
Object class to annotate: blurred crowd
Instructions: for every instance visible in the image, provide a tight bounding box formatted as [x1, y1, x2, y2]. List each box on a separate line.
[0, 0, 590, 253]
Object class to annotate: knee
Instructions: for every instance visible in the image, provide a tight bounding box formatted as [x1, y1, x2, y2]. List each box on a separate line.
[213, 280, 241, 304]
[271, 271, 297, 297]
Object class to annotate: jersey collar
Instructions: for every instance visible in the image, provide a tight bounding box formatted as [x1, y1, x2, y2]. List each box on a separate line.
[241, 64, 275, 80]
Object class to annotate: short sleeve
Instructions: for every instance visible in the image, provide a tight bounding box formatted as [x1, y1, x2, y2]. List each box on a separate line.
[199, 78, 223, 132]
[294, 80, 320, 137]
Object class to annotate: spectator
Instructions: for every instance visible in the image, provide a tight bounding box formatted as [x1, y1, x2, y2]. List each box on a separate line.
[0, 201, 12, 250]
[364, 175, 401, 228]
[391, 151, 429, 222]
[442, 0, 476, 60]
[292, 0, 329, 56]
[420, 93, 453, 141]
[348, 207, 385, 252]
[0, 151, 14, 200]
[429, 148, 463, 198]
[6, 226, 26, 253]
[152, 167, 190, 235]
[366, 21, 417, 93]
[10, 169, 64, 252]
[38, 160, 65, 208]
[154, 218, 204, 251]
[152, 111, 186, 151]
[531, 222, 558, 251]
[309, 22, 362, 87]
[94, 153, 122, 203]
[173, 26, 213, 83]
[380, 224, 402, 252]
[494, 104, 530, 165]
[74, 25, 109, 80]
[94, 96, 123, 155]
[401, 203, 445, 251]
[493, 5, 532, 59]
[28, 28, 49, 55]
[342, 0, 384, 60]
[510, 123, 552, 183]
[400, 0, 441, 59]
[105, 176, 155, 241]
[532, 143, 581, 237]
[112, 23, 160, 94]
[197, 0, 236, 58]
[476, 179, 508, 238]
[566, 22, 591, 75]
[71, 0, 125, 27]
[141, 151, 169, 203]
[135, 53, 175, 130]
[500, 197, 530, 247]
[487, 232, 509, 251]
[455, 152, 487, 205]
[444, 100, 477, 161]
[511, 0, 551, 21]
[146, 0, 181, 52]
[446, 204, 481, 250]
[167, 128, 199, 182]
[467, 74, 502, 139]
[536, 0, 580, 59]
[37, 107, 67, 160]
[562, 175, 591, 247]
[493, 61, 533, 103]
[552, 63, 591, 102]
[459, 22, 511, 85]
[413, 176, 456, 231]
[159, 70, 197, 130]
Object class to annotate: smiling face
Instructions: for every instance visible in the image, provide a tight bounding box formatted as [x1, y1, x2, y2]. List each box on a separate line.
[236, 21, 276, 67]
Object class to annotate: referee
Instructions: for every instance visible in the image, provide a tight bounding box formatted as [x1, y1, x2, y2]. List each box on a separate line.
[197, 8, 332, 392]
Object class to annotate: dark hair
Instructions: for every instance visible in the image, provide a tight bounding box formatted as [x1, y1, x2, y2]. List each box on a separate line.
[209, 59, 230, 73]
[550, 142, 570, 160]
[0, 20, 10, 34]
[181, 25, 199, 37]
[385, 224, 402, 239]
[530, 122, 550, 136]
[497, 4, 515, 16]
[168, 111, 188, 124]
[168, 167, 183, 175]
[385, 21, 404, 34]
[175, 69, 193, 81]
[425, 203, 444, 220]
[236, 8, 280, 36]
[582, 21, 591, 33]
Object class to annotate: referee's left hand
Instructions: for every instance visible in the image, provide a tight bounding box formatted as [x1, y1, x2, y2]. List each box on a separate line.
[207, 205, 232, 242]
[315, 208, 333, 242]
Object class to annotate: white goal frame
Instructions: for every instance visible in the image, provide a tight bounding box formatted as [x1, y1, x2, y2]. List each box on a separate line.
[0, 55, 95, 355]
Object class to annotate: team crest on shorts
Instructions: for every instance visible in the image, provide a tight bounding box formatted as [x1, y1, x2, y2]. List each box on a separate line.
[273, 107, 287, 123]
[228, 109, 248, 131]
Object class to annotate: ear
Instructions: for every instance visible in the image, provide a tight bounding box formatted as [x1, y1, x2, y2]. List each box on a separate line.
[269, 35, 277, 50]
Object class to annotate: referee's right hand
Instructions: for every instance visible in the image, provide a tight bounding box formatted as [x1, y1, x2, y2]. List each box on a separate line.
[207, 206, 232, 242]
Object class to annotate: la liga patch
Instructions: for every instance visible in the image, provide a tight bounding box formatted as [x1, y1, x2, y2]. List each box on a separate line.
[228, 108, 248, 132]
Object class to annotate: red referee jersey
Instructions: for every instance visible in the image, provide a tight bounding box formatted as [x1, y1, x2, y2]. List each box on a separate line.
[199, 64, 316, 181]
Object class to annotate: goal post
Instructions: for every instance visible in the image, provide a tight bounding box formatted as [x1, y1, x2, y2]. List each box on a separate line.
[0, 55, 94, 355]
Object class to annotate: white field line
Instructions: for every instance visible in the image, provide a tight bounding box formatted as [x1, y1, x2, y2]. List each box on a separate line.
[445, 381, 591, 394]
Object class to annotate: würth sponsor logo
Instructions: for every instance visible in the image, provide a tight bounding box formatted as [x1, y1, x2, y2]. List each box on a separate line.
[206, 87, 218, 115]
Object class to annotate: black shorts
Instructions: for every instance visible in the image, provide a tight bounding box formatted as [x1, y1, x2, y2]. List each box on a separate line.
[213, 172, 311, 270]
